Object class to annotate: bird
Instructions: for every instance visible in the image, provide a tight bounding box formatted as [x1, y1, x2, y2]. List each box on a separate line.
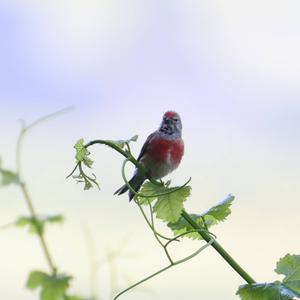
[114, 111, 184, 201]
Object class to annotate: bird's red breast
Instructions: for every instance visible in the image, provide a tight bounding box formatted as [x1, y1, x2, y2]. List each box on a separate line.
[146, 135, 184, 165]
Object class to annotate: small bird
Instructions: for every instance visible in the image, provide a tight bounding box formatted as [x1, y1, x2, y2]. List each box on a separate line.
[114, 111, 184, 201]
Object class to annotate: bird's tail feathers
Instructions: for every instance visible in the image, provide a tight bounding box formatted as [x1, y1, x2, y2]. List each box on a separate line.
[114, 173, 146, 201]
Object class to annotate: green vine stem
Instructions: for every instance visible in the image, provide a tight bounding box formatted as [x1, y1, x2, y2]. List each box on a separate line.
[73, 139, 256, 286]
[122, 158, 182, 241]
[84, 140, 155, 183]
[146, 202, 179, 242]
[15, 108, 72, 274]
[113, 156, 221, 298]
[181, 210, 256, 284]
[135, 199, 174, 264]
[18, 181, 57, 274]
[164, 229, 216, 249]
[114, 232, 215, 300]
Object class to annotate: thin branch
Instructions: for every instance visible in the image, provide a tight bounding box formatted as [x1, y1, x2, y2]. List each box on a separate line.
[66, 135, 256, 300]
[17, 107, 73, 177]
[19, 182, 57, 273]
[23, 107, 73, 133]
[164, 229, 216, 249]
[113, 159, 223, 299]
[121, 159, 178, 264]
[66, 162, 79, 179]
[181, 210, 256, 284]
[147, 201, 178, 242]
[121, 159, 177, 241]
[84, 140, 160, 186]
[114, 230, 215, 300]
[14, 108, 71, 274]
[78, 162, 100, 189]
[77, 139, 256, 285]
[135, 201, 174, 264]
[114, 264, 172, 300]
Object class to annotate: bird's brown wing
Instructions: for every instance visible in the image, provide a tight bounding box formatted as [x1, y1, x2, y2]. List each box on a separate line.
[137, 131, 156, 161]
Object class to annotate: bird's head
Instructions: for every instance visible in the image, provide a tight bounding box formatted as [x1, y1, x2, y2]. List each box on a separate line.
[159, 111, 182, 137]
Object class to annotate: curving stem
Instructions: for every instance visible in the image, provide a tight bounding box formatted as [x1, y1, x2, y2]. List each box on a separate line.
[68, 138, 256, 288]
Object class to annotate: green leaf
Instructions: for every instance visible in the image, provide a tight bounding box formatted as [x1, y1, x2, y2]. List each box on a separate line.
[108, 135, 138, 149]
[276, 254, 300, 293]
[26, 271, 72, 300]
[72, 139, 100, 189]
[237, 282, 300, 300]
[16, 216, 32, 227]
[16, 216, 43, 234]
[138, 181, 191, 222]
[74, 139, 93, 168]
[0, 165, 19, 186]
[16, 214, 64, 235]
[26, 271, 48, 290]
[237, 255, 300, 300]
[40, 274, 71, 300]
[201, 194, 234, 226]
[138, 182, 166, 205]
[167, 214, 205, 240]
[153, 186, 191, 223]
[168, 194, 234, 240]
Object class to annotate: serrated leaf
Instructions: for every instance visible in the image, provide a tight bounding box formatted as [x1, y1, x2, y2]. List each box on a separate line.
[0, 168, 19, 186]
[138, 182, 166, 205]
[26, 271, 48, 290]
[138, 182, 191, 222]
[201, 194, 234, 226]
[27, 271, 72, 300]
[237, 282, 300, 300]
[168, 194, 234, 240]
[276, 254, 300, 293]
[74, 139, 93, 168]
[153, 186, 191, 223]
[108, 135, 138, 149]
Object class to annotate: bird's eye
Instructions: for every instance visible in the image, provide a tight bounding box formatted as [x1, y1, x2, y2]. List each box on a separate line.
[173, 118, 178, 122]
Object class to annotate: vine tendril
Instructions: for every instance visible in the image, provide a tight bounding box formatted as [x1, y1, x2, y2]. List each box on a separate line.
[121, 158, 191, 199]
[114, 228, 215, 300]
[66, 136, 256, 297]
[112, 158, 216, 299]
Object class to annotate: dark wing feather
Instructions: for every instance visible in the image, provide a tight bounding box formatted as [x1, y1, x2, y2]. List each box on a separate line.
[137, 131, 156, 161]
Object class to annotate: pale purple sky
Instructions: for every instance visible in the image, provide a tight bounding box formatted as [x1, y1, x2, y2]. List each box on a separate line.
[1, 2, 300, 300]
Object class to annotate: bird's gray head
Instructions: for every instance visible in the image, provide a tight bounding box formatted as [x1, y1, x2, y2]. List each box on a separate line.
[159, 111, 182, 137]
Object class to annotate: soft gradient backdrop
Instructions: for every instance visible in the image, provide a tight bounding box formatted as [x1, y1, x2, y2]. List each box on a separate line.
[1, 1, 300, 299]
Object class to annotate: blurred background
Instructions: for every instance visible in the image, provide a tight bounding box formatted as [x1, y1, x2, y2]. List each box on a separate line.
[1, 0, 300, 299]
